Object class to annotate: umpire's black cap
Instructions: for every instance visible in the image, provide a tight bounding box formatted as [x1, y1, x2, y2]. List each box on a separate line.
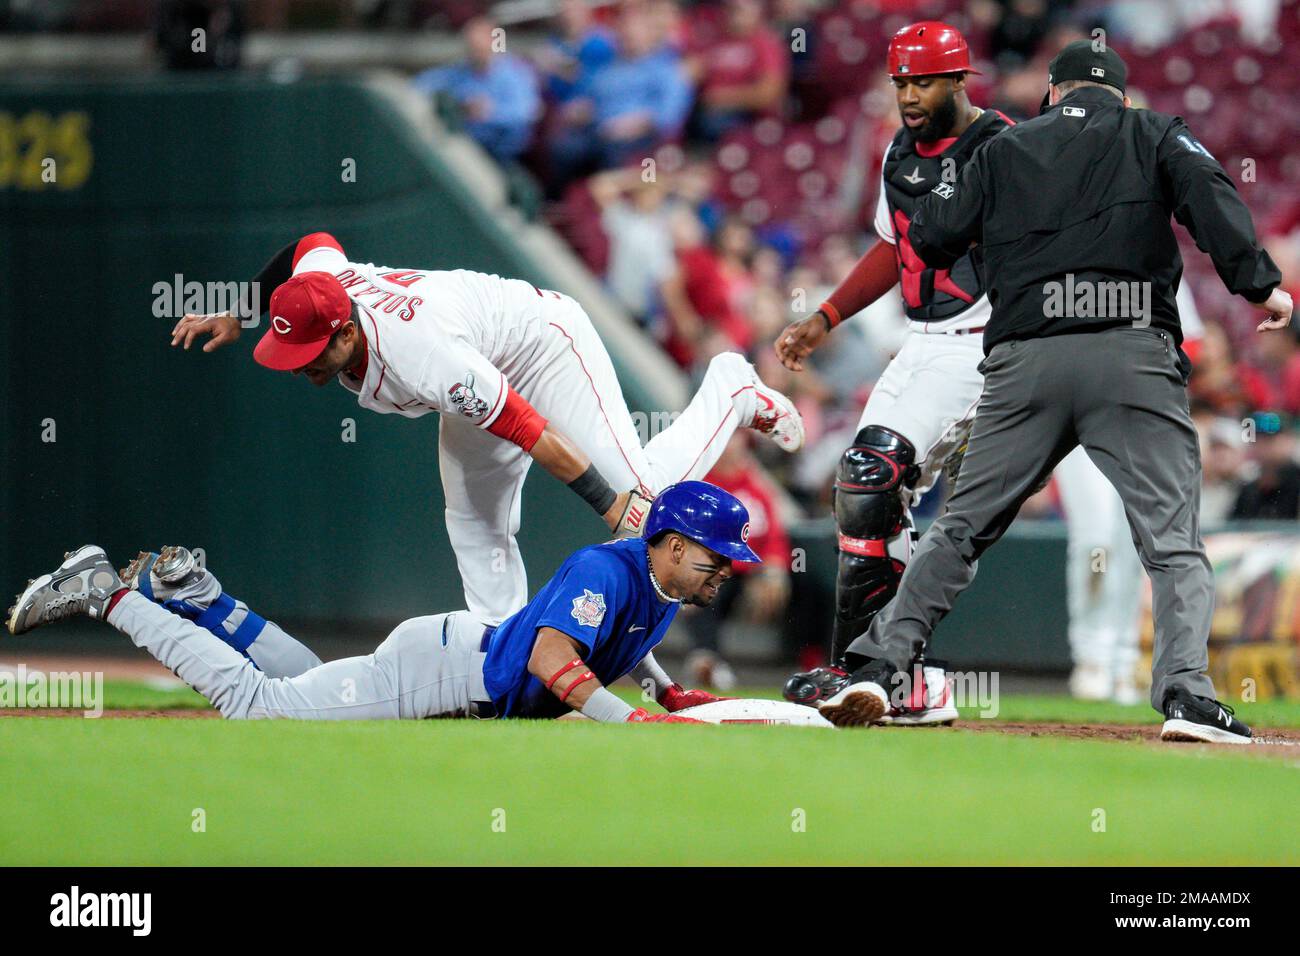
[1039, 40, 1129, 113]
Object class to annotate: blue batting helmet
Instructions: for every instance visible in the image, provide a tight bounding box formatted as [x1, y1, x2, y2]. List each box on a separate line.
[644, 480, 761, 563]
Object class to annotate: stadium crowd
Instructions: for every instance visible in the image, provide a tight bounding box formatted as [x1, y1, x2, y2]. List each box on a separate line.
[21, 0, 1298, 675]
[411, 0, 1300, 677]
[35, 1, 1300, 527]
[405, 0, 1300, 527]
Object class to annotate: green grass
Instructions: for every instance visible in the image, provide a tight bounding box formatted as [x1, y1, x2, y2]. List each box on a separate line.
[2, 688, 1298, 865]
[73, 681, 1300, 728]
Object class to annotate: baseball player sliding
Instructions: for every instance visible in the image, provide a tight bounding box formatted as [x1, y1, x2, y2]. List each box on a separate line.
[6, 482, 753, 724]
[775, 22, 1009, 721]
[170, 233, 802, 627]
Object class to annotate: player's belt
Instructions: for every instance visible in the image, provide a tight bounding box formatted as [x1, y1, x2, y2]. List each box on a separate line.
[469, 625, 498, 719]
[916, 324, 985, 336]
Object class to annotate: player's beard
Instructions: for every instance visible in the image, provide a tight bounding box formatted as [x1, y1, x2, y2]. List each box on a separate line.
[912, 92, 959, 142]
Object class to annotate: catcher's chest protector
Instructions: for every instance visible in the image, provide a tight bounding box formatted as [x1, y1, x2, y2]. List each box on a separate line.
[882, 110, 1010, 322]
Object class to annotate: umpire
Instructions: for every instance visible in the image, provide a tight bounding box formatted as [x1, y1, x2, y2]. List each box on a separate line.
[819, 40, 1293, 743]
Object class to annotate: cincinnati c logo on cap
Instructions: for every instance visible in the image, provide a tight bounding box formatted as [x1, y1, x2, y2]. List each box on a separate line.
[272, 315, 292, 335]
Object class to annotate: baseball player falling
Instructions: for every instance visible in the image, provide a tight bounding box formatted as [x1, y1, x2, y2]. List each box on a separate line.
[6, 482, 754, 724]
[774, 22, 1009, 721]
[169, 233, 802, 627]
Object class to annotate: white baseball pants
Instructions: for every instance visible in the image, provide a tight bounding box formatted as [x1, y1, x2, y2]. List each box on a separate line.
[441, 296, 764, 625]
[1054, 444, 1144, 678]
[856, 328, 987, 565]
[109, 591, 486, 720]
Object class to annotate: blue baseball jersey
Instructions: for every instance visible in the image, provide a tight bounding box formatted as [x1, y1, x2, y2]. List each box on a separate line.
[482, 538, 679, 719]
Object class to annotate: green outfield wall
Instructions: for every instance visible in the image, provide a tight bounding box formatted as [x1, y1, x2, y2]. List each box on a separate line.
[0, 75, 1105, 670]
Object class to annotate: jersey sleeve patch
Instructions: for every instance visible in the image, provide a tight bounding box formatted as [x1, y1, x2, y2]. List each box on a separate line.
[448, 372, 493, 421]
[1176, 133, 1215, 160]
[570, 589, 607, 628]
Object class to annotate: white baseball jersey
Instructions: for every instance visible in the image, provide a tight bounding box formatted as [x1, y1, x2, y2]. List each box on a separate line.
[291, 235, 547, 432]
[281, 233, 770, 626]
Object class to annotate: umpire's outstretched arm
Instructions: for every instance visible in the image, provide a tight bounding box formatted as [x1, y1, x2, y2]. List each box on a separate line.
[905, 145, 990, 270]
[1157, 119, 1277, 302]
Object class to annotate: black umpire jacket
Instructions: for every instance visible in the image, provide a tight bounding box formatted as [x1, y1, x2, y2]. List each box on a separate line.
[907, 86, 1281, 359]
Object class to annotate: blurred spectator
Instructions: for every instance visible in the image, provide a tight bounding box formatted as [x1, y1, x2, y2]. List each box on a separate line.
[659, 213, 755, 368]
[154, 0, 244, 71]
[1189, 319, 1274, 416]
[1193, 401, 1247, 523]
[686, 0, 791, 140]
[547, 4, 693, 194]
[412, 16, 541, 163]
[774, 0, 820, 118]
[589, 166, 678, 322]
[1252, 320, 1300, 416]
[681, 432, 792, 688]
[986, 0, 1059, 71]
[533, 0, 616, 104]
[1231, 414, 1300, 519]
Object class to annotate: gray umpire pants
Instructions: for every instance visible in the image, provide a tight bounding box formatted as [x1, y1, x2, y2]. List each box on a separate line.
[846, 326, 1217, 711]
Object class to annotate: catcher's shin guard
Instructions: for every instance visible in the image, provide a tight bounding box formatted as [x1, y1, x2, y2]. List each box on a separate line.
[831, 425, 919, 658]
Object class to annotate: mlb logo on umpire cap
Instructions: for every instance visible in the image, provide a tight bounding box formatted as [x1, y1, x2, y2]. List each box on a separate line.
[1091, 66, 1105, 77]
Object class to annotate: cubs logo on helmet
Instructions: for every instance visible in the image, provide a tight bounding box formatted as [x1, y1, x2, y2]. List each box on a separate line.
[645, 480, 762, 564]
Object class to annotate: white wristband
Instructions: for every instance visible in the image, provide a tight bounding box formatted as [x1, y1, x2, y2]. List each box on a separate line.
[582, 686, 636, 723]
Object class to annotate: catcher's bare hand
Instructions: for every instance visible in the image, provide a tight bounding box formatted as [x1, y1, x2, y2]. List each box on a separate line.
[775, 313, 828, 371]
[606, 489, 654, 538]
[171, 312, 242, 352]
[1253, 288, 1293, 333]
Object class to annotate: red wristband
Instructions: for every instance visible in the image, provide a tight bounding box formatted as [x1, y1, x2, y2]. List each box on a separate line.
[545, 658, 584, 691]
[558, 671, 596, 703]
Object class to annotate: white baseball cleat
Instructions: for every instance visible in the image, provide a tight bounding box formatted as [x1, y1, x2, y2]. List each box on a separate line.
[818, 681, 890, 728]
[1068, 661, 1112, 701]
[877, 664, 958, 726]
[1111, 676, 1143, 706]
[6, 546, 124, 636]
[748, 377, 805, 453]
[120, 546, 221, 614]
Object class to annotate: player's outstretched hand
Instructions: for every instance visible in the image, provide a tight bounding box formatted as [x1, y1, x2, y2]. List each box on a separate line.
[657, 683, 734, 712]
[1253, 287, 1294, 333]
[625, 707, 705, 724]
[607, 489, 654, 538]
[774, 312, 828, 371]
[171, 312, 242, 352]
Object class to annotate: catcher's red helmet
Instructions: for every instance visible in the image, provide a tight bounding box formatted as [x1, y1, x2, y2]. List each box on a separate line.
[887, 21, 981, 78]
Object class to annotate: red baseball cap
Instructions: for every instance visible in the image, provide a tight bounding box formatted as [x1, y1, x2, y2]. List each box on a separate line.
[253, 272, 353, 371]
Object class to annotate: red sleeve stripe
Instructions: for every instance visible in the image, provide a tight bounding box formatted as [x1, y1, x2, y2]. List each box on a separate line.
[292, 232, 344, 269]
[486, 386, 548, 452]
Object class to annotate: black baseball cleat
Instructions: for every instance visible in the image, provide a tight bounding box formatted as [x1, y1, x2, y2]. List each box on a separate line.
[782, 664, 851, 707]
[818, 657, 898, 728]
[1160, 689, 1252, 745]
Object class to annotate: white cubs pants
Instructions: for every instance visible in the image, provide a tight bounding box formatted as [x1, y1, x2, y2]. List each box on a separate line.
[856, 328, 986, 565]
[109, 591, 487, 720]
[1054, 445, 1144, 677]
[440, 296, 764, 625]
